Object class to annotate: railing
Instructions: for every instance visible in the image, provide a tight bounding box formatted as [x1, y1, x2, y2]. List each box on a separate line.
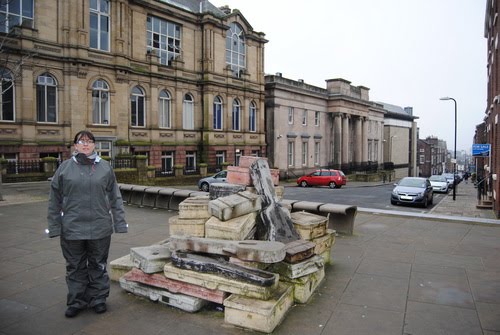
[111, 158, 136, 169]
[184, 166, 200, 176]
[154, 168, 175, 177]
[476, 177, 490, 202]
[207, 165, 223, 174]
[5, 160, 44, 174]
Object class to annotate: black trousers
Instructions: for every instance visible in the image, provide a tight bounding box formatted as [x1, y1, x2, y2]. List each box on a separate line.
[60, 236, 111, 309]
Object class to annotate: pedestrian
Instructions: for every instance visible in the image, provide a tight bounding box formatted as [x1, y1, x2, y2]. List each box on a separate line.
[464, 172, 469, 184]
[47, 130, 128, 318]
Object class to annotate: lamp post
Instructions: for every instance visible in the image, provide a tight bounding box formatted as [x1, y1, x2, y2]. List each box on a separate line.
[440, 97, 457, 201]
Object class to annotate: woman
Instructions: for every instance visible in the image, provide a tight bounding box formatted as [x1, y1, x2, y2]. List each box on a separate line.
[47, 130, 128, 318]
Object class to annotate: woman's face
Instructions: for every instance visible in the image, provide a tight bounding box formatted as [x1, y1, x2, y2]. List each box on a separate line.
[74, 136, 95, 156]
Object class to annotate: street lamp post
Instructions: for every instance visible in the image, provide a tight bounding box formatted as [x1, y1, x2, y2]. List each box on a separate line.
[440, 97, 457, 201]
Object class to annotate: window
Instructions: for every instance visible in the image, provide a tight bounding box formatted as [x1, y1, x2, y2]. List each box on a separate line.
[130, 86, 145, 127]
[249, 101, 257, 132]
[419, 154, 425, 165]
[0, 0, 34, 33]
[36, 73, 57, 123]
[302, 142, 308, 166]
[183, 93, 194, 130]
[90, 0, 110, 51]
[302, 110, 307, 126]
[232, 99, 241, 131]
[374, 140, 378, 161]
[251, 150, 260, 157]
[213, 96, 223, 130]
[0, 68, 15, 121]
[288, 107, 294, 124]
[235, 149, 243, 166]
[314, 111, 320, 126]
[185, 151, 196, 171]
[92, 79, 109, 125]
[314, 142, 320, 165]
[226, 22, 246, 77]
[147, 16, 181, 66]
[287, 141, 295, 167]
[216, 151, 225, 168]
[159, 90, 171, 128]
[95, 141, 111, 157]
[161, 151, 174, 175]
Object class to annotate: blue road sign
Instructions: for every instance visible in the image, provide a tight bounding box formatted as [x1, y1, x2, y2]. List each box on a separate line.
[472, 144, 491, 157]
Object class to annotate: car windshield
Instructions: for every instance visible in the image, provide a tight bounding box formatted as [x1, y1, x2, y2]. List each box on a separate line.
[215, 171, 227, 178]
[429, 175, 446, 182]
[398, 178, 426, 188]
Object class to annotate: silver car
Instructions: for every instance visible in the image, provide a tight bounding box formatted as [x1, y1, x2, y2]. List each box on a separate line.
[429, 175, 449, 193]
[391, 177, 434, 208]
[197, 170, 227, 192]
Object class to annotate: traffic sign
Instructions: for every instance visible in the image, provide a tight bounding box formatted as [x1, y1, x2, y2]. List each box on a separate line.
[472, 144, 491, 157]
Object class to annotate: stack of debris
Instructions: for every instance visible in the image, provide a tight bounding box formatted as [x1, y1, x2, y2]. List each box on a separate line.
[112, 156, 336, 333]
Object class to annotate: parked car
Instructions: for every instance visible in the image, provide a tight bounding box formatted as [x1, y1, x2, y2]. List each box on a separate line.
[442, 173, 456, 189]
[429, 175, 449, 193]
[391, 177, 433, 207]
[297, 169, 346, 189]
[197, 170, 227, 192]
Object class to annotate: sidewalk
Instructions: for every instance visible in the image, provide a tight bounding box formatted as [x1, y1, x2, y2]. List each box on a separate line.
[0, 181, 499, 334]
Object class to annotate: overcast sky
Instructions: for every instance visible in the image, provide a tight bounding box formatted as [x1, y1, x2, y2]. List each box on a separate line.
[210, 0, 487, 153]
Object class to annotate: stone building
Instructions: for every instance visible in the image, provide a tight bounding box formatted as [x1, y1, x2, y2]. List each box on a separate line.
[0, 0, 267, 173]
[377, 103, 418, 179]
[265, 74, 420, 179]
[484, 0, 500, 216]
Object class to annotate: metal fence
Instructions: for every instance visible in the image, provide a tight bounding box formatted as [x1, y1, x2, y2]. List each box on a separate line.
[5, 160, 44, 174]
[184, 166, 200, 176]
[110, 158, 135, 169]
[154, 168, 175, 177]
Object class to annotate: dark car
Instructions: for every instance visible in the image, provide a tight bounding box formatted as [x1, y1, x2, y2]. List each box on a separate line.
[297, 169, 347, 189]
[197, 170, 227, 192]
[391, 177, 433, 207]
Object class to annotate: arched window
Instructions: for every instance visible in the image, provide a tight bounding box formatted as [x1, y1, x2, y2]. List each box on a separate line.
[225, 22, 245, 78]
[92, 79, 110, 125]
[90, 0, 110, 51]
[232, 99, 241, 131]
[183, 93, 194, 130]
[0, 68, 14, 121]
[213, 96, 223, 130]
[249, 101, 257, 132]
[131, 86, 145, 127]
[159, 90, 171, 128]
[36, 73, 57, 123]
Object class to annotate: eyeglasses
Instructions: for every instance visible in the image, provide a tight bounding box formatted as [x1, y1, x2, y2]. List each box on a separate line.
[76, 140, 94, 145]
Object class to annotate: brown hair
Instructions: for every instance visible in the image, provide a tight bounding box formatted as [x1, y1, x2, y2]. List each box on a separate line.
[73, 130, 95, 144]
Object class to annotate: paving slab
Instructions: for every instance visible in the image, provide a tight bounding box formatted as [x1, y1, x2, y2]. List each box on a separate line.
[404, 301, 482, 335]
[0, 181, 499, 335]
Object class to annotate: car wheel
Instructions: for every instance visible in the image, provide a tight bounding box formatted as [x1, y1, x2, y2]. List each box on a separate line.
[300, 181, 308, 187]
[329, 182, 336, 189]
[200, 182, 210, 192]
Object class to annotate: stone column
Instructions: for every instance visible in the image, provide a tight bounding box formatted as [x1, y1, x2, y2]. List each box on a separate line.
[334, 113, 342, 166]
[355, 117, 362, 164]
[362, 117, 369, 163]
[342, 114, 350, 164]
